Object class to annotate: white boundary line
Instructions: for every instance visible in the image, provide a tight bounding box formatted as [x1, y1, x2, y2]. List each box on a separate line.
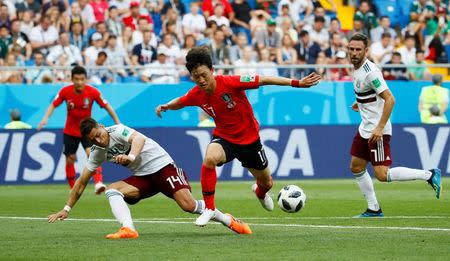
[1, 216, 449, 232]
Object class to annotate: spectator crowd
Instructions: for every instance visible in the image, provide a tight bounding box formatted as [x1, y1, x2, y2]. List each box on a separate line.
[0, 0, 448, 84]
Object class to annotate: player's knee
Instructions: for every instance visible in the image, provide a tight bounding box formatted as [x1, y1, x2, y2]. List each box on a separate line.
[203, 155, 221, 168]
[374, 169, 388, 182]
[350, 164, 364, 174]
[66, 154, 76, 164]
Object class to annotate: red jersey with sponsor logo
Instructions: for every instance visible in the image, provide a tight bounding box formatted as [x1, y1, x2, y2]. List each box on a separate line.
[179, 75, 260, 145]
[52, 84, 108, 137]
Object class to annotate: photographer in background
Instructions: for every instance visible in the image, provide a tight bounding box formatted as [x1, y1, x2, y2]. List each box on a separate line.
[418, 73, 449, 124]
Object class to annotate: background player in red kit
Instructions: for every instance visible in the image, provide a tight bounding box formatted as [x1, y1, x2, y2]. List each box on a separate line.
[37, 66, 121, 194]
[156, 47, 321, 226]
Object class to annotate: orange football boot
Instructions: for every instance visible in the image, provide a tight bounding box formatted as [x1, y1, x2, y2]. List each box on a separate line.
[105, 227, 139, 239]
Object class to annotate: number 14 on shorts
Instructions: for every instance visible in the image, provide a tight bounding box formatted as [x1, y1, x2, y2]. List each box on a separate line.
[166, 175, 188, 189]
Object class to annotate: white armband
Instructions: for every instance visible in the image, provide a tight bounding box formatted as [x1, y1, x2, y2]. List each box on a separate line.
[63, 205, 71, 212]
[128, 154, 136, 162]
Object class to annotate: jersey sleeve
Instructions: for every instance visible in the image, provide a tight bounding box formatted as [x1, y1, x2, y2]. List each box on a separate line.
[52, 88, 65, 107]
[86, 145, 106, 172]
[226, 75, 260, 90]
[178, 87, 202, 106]
[93, 88, 108, 108]
[366, 70, 389, 95]
[111, 124, 136, 144]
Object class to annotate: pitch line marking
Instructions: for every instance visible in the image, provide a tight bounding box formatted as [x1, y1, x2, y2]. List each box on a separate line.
[0, 216, 449, 232]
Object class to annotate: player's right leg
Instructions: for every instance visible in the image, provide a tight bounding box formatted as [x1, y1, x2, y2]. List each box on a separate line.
[173, 189, 252, 234]
[249, 167, 274, 211]
[196, 142, 227, 226]
[104, 181, 140, 239]
[63, 134, 80, 189]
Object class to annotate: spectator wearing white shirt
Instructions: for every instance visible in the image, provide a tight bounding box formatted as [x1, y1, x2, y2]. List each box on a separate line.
[157, 33, 181, 64]
[105, 35, 130, 78]
[277, 0, 312, 25]
[396, 35, 417, 65]
[29, 16, 58, 55]
[370, 16, 397, 43]
[304, 16, 329, 49]
[88, 51, 114, 84]
[233, 46, 257, 75]
[84, 32, 104, 65]
[131, 17, 157, 48]
[229, 32, 249, 64]
[257, 48, 279, 76]
[47, 31, 83, 66]
[19, 10, 34, 38]
[105, 6, 123, 37]
[78, 0, 96, 30]
[25, 52, 53, 84]
[370, 32, 394, 64]
[182, 2, 206, 40]
[207, 3, 230, 27]
[141, 49, 179, 83]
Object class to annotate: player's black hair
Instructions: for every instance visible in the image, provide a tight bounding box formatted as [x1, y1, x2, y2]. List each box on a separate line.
[71, 65, 87, 78]
[80, 118, 98, 138]
[185, 47, 213, 74]
[349, 33, 369, 48]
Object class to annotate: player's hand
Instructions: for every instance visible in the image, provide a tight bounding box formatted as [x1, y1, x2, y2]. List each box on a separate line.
[298, 72, 322, 88]
[37, 119, 47, 131]
[48, 210, 69, 223]
[351, 102, 359, 112]
[156, 104, 169, 118]
[114, 154, 133, 165]
[368, 127, 383, 144]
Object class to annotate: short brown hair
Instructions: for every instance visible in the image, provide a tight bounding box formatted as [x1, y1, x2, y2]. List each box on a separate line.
[349, 33, 369, 48]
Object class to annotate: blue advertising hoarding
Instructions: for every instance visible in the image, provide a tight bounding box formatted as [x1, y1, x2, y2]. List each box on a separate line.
[0, 125, 448, 184]
[0, 81, 448, 128]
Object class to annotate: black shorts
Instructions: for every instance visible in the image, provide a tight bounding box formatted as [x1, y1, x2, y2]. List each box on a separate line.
[63, 134, 93, 155]
[211, 136, 268, 170]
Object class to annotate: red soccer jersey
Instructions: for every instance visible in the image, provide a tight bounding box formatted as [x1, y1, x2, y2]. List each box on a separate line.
[52, 84, 108, 137]
[179, 75, 260, 145]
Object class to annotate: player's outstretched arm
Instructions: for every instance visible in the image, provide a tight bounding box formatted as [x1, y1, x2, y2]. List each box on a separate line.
[259, 72, 322, 88]
[37, 104, 56, 130]
[47, 167, 94, 223]
[156, 97, 185, 118]
[105, 104, 121, 124]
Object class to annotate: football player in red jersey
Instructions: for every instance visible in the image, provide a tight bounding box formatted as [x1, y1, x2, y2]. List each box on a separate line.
[156, 47, 321, 226]
[37, 66, 121, 194]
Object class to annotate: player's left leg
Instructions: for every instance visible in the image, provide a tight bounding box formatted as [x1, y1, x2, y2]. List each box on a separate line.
[104, 181, 140, 239]
[370, 136, 441, 198]
[172, 189, 252, 234]
[83, 142, 105, 194]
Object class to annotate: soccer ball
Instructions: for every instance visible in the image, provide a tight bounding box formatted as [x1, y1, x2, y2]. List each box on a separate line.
[277, 185, 306, 213]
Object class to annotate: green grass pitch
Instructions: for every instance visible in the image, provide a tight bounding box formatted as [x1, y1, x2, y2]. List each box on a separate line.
[0, 179, 449, 260]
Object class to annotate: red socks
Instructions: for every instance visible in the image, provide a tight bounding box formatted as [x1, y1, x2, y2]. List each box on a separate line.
[201, 164, 217, 210]
[92, 166, 103, 184]
[256, 176, 273, 199]
[65, 163, 76, 188]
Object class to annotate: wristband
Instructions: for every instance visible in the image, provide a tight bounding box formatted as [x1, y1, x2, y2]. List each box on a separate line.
[291, 79, 301, 87]
[128, 154, 136, 162]
[63, 205, 71, 212]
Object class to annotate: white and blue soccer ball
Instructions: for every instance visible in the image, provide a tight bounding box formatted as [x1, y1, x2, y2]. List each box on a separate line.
[277, 185, 306, 213]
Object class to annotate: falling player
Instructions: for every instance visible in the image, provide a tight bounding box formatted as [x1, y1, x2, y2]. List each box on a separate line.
[155, 47, 321, 226]
[47, 118, 252, 238]
[37, 66, 121, 194]
[347, 33, 442, 217]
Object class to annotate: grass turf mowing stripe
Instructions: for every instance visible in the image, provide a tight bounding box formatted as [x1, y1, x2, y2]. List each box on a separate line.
[1, 216, 449, 232]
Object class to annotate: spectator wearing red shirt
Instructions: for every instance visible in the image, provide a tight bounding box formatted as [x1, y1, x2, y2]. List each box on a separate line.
[37, 66, 121, 193]
[90, 0, 109, 22]
[122, 1, 153, 31]
[156, 47, 321, 226]
[202, 0, 234, 19]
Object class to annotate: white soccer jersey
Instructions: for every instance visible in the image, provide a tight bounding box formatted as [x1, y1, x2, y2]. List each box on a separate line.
[352, 59, 392, 139]
[86, 124, 174, 176]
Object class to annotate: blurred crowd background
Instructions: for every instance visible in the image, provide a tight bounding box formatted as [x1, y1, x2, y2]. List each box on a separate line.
[0, 0, 449, 84]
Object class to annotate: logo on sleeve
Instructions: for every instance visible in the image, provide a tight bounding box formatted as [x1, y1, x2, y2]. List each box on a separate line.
[122, 128, 129, 137]
[240, 75, 256, 83]
[372, 78, 381, 88]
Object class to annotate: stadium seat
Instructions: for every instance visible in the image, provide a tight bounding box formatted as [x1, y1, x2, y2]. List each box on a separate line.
[122, 76, 140, 83]
[374, 0, 399, 27]
[445, 45, 450, 63]
[336, 5, 355, 30]
[397, 0, 413, 28]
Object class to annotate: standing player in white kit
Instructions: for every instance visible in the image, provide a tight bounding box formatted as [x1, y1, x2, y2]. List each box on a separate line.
[347, 33, 442, 218]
